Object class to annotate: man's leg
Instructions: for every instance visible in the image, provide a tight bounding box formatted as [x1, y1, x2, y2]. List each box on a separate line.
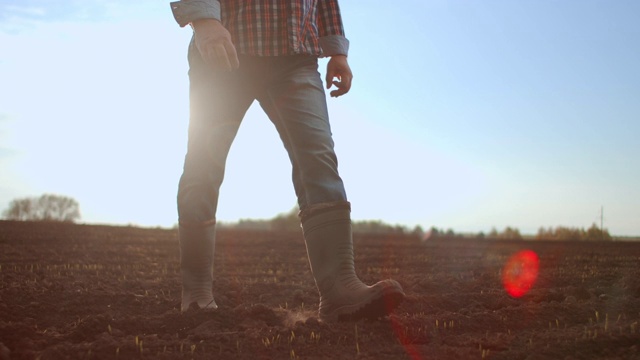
[258, 56, 404, 322]
[177, 42, 254, 311]
[257, 56, 346, 210]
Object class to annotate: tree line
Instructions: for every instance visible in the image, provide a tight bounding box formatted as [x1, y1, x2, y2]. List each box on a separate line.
[2, 196, 614, 241]
[426, 224, 611, 241]
[219, 207, 424, 235]
[2, 194, 80, 222]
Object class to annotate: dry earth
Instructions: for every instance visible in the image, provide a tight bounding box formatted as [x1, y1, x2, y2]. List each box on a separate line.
[1, 221, 639, 359]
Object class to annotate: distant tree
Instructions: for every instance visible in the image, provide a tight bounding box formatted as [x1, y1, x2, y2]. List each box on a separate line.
[422, 226, 466, 240]
[585, 223, 612, 241]
[228, 206, 419, 235]
[2, 194, 81, 222]
[269, 206, 300, 231]
[352, 220, 408, 234]
[555, 227, 582, 241]
[232, 219, 270, 230]
[484, 227, 522, 240]
[429, 226, 440, 237]
[537, 226, 554, 240]
[535, 224, 611, 241]
[500, 226, 523, 240]
[421, 227, 438, 241]
[410, 225, 424, 237]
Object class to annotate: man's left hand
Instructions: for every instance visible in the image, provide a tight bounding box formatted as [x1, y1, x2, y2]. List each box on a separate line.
[326, 55, 353, 98]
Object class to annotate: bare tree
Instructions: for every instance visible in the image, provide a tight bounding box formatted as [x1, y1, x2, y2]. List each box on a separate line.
[2, 194, 81, 222]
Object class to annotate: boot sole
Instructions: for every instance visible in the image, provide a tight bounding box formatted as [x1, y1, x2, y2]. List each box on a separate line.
[337, 288, 405, 322]
[181, 299, 218, 312]
[321, 280, 405, 322]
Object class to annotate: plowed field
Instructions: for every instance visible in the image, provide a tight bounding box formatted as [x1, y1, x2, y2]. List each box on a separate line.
[1, 221, 639, 359]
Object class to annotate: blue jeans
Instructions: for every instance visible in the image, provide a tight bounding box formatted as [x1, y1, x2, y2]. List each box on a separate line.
[177, 40, 348, 226]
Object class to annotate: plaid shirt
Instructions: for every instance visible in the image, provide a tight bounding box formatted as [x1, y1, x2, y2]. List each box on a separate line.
[171, 0, 349, 57]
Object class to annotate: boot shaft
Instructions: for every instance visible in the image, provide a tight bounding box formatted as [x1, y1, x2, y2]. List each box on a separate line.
[179, 223, 216, 271]
[302, 208, 355, 294]
[301, 207, 405, 322]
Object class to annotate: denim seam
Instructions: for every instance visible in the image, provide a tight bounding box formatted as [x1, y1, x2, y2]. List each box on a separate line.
[264, 89, 310, 208]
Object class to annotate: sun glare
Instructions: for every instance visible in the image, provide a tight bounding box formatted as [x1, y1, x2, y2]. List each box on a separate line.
[502, 250, 540, 298]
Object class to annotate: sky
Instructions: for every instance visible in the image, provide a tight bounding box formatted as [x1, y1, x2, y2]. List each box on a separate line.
[1, 1, 639, 236]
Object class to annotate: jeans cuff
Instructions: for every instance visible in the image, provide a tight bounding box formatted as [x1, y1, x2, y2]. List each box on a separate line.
[179, 218, 216, 228]
[299, 201, 351, 223]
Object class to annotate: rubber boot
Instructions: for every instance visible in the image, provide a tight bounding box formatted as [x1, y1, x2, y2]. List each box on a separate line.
[302, 208, 405, 322]
[179, 223, 218, 312]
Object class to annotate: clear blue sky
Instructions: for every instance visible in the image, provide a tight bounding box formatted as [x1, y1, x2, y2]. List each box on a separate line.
[1, 1, 638, 235]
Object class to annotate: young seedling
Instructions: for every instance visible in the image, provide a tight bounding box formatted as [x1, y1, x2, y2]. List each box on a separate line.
[310, 331, 320, 344]
[355, 324, 360, 355]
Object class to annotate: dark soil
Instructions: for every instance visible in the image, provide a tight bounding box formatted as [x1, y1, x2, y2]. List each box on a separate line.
[1, 221, 639, 359]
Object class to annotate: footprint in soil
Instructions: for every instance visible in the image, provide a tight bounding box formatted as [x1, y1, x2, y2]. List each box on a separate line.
[235, 303, 282, 327]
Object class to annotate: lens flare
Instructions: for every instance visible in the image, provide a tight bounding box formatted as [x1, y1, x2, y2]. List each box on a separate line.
[502, 250, 539, 298]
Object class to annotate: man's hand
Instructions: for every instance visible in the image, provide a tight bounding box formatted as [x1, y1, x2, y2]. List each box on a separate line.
[192, 19, 239, 71]
[325, 55, 353, 97]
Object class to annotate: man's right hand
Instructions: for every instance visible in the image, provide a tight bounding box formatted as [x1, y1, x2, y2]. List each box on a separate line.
[192, 19, 239, 71]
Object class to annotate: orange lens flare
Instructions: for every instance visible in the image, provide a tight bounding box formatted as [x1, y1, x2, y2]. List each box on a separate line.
[502, 250, 539, 298]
